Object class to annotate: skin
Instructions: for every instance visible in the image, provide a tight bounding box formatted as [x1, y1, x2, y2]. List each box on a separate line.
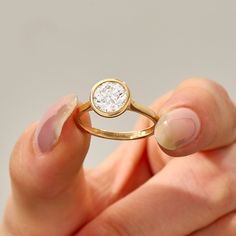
[1, 78, 236, 236]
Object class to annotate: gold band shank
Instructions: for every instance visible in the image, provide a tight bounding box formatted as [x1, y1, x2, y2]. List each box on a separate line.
[76, 100, 159, 140]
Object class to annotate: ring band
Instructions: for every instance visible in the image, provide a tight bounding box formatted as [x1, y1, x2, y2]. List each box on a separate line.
[76, 78, 159, 140]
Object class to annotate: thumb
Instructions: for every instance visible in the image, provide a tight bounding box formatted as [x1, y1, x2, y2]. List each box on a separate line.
[154, 78, 236, 156]
[4, 95, 91, 236]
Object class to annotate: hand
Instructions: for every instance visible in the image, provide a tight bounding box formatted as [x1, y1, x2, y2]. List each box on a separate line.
[1, 78, 236, 236]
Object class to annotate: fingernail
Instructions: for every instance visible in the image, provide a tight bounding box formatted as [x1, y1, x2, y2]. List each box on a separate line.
[154, 108, 201, 150]
[34, 95, 78, 153]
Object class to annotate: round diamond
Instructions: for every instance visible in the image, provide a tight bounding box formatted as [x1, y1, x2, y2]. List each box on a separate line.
[92, 81, 129, 113]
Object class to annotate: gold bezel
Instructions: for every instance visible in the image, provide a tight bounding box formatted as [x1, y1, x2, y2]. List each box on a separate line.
[90, 78, 131, 118]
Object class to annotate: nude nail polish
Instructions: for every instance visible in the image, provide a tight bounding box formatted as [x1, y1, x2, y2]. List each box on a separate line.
[154, 108, 201, 150]
[34, 95, 78, 153]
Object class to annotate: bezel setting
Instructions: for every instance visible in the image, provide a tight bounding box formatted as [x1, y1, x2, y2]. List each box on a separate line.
[90, 78, 131, 118]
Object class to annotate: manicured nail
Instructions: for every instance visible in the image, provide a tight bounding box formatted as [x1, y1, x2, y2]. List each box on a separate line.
[34, 95, 78, 153]
[154, 108, 201, 150]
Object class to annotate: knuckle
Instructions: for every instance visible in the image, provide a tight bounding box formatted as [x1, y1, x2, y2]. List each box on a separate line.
[177, 77, 210, 88]
[206, 174, 233, 209]
[182, 161, 234, 210]
[181, 77, 230, 99]
[96, 214, 130, 236]
[204, 79, 231, 101]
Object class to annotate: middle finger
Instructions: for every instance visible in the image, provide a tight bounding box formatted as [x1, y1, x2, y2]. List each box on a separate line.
[79, 143, 236, 236]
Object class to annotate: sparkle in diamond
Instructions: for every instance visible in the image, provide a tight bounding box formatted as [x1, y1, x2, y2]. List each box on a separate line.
[93, 81, 128, 113]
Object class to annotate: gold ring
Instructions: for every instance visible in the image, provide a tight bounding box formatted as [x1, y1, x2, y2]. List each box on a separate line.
[76, 78, 159, 140]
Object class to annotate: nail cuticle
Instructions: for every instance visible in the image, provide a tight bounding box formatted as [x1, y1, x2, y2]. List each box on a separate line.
[154, 108, 201, 150]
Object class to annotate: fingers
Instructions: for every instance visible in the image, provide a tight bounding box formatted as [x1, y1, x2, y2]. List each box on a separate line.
[86, 92, 174, 204]
[4, 95, 92, 236]
[76, 78, 236, 235]
[83, 115, 153, 217]
[78, 143, 236, 236]
[154, 78, 236, 156]
[190, 212, 236, 236]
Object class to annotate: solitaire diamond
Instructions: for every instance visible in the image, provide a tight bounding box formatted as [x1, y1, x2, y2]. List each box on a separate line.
[92, 81, 129, 114]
